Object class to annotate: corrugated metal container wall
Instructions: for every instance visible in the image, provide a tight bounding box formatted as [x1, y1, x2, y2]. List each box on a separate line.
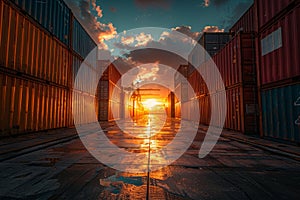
[97, 64, 121, 121]
[213, 33, 256, 87]
[73, 90, 96, 125]
[255, 0, 295, 29]
[108, 81, 121, 121]
[259, 6, 300, 86]
[225, 86, 258, 134]
[174, 65, 188, 87]
[188, 70, 208, 96]
[72, 18, 97, 58]
[0, 2, 71, 87]
[120, 90, 131, 119]
[9, 0, 70, 45]
[72, 55, 82, 85]
[175, 102, 181, 119]
[0, 73, 70, 135]
[167, 92, 175, 118]
[261, 83, 300, 143]
[198, 95, 211, 125]
[230, 5, 256, 33]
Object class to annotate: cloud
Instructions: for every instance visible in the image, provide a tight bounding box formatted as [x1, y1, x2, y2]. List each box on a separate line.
[203, 0, 210, 7]
[113, 32, 154, 50]
[113, 26, 200, 55]
[171, 26, 201, 40]
[135, 32, 153, 47]
[121, 36, 135, 45]
[63, 0, 117, 49]
[202, 25, 224, 33]
[111, 26, 201, 80]
[134, 0, 172, 9]
[91, 0, 103, 18]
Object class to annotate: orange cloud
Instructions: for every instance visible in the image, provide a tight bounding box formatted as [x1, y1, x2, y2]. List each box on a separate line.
[202, 26, 224, 32]
[64, 0, 117, 49]
[135, 32, 153, 47]
[203, 0, 210, 7]
[121, 36, 135, 45]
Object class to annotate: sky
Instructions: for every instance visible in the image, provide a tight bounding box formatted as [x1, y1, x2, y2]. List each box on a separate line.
[64, 0, 253, 47]
[63, 0, 253, 90]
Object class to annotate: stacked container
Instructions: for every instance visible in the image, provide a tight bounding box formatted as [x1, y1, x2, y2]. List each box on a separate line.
[230, 5, 257, 33]
[97, 63, 122, 121]
[9, 0, 71, 46]
[174, 65, 189, 119]
[255, 0, 300, 143]
[198, 32, 232, 57]
[0, 0, 97, 136]
[166, 92, 175, 118]
[188, 31, 258, 134]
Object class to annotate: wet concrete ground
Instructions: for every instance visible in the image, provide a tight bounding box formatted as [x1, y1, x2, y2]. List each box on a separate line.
[1, 115, 300, 199]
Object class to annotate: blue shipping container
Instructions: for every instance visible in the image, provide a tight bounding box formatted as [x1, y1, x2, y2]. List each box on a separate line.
[261, 83, 300, 143]
[10, 0, 70, 46]
[72, 18, 97, 59]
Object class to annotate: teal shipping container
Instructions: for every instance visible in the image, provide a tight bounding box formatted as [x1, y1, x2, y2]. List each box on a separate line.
[72, 18, 97, 59]
[261, 83, 300, 143]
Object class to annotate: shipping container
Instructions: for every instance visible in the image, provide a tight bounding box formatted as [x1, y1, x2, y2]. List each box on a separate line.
[261, 83, 300, 143]
[72, 90, 97, 125]
[167, 92, 175, 118]
[174, 81, 189, 103]
[0, 73, 72, 135]
[198, 32, 232, 57]
[225, 85, 258, 134]
[213, 32, 257, 87]
[174, 65, 189, 87]
[198, 95, 211, 125]
[9, 0, 70, 45]
[255, 0, 297, 30]
[175, 102, 181, 119]
[96, 64, 122, 121]
[188, 69, 208, 97]
[72, 17, 97, 59]
[188, 33, 232, 77]
[100, 63, 122, 84]
[258, 6, 300, 86]
[0, 1, 71, 87]
[230, 5, 256, 33]
[196, 85, 258, 134]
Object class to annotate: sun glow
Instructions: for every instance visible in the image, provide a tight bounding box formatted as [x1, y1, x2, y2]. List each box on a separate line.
[142, 99, 160, 109]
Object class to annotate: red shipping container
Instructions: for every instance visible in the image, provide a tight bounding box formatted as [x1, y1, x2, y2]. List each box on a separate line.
[230, 5, 257, 33]
[188, 69, 208, 96]
[188, 32, 256, 94]
[196, 85, 258, 134]
[255, 0, 296, 29]
[225, 85, 258, 134]
[259, 6, 300, 86]
[213, 32, 256, 88]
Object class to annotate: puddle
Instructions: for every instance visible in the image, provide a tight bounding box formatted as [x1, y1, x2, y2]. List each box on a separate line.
[100, 174, 144, 194]
[99, 167, 173, 198]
